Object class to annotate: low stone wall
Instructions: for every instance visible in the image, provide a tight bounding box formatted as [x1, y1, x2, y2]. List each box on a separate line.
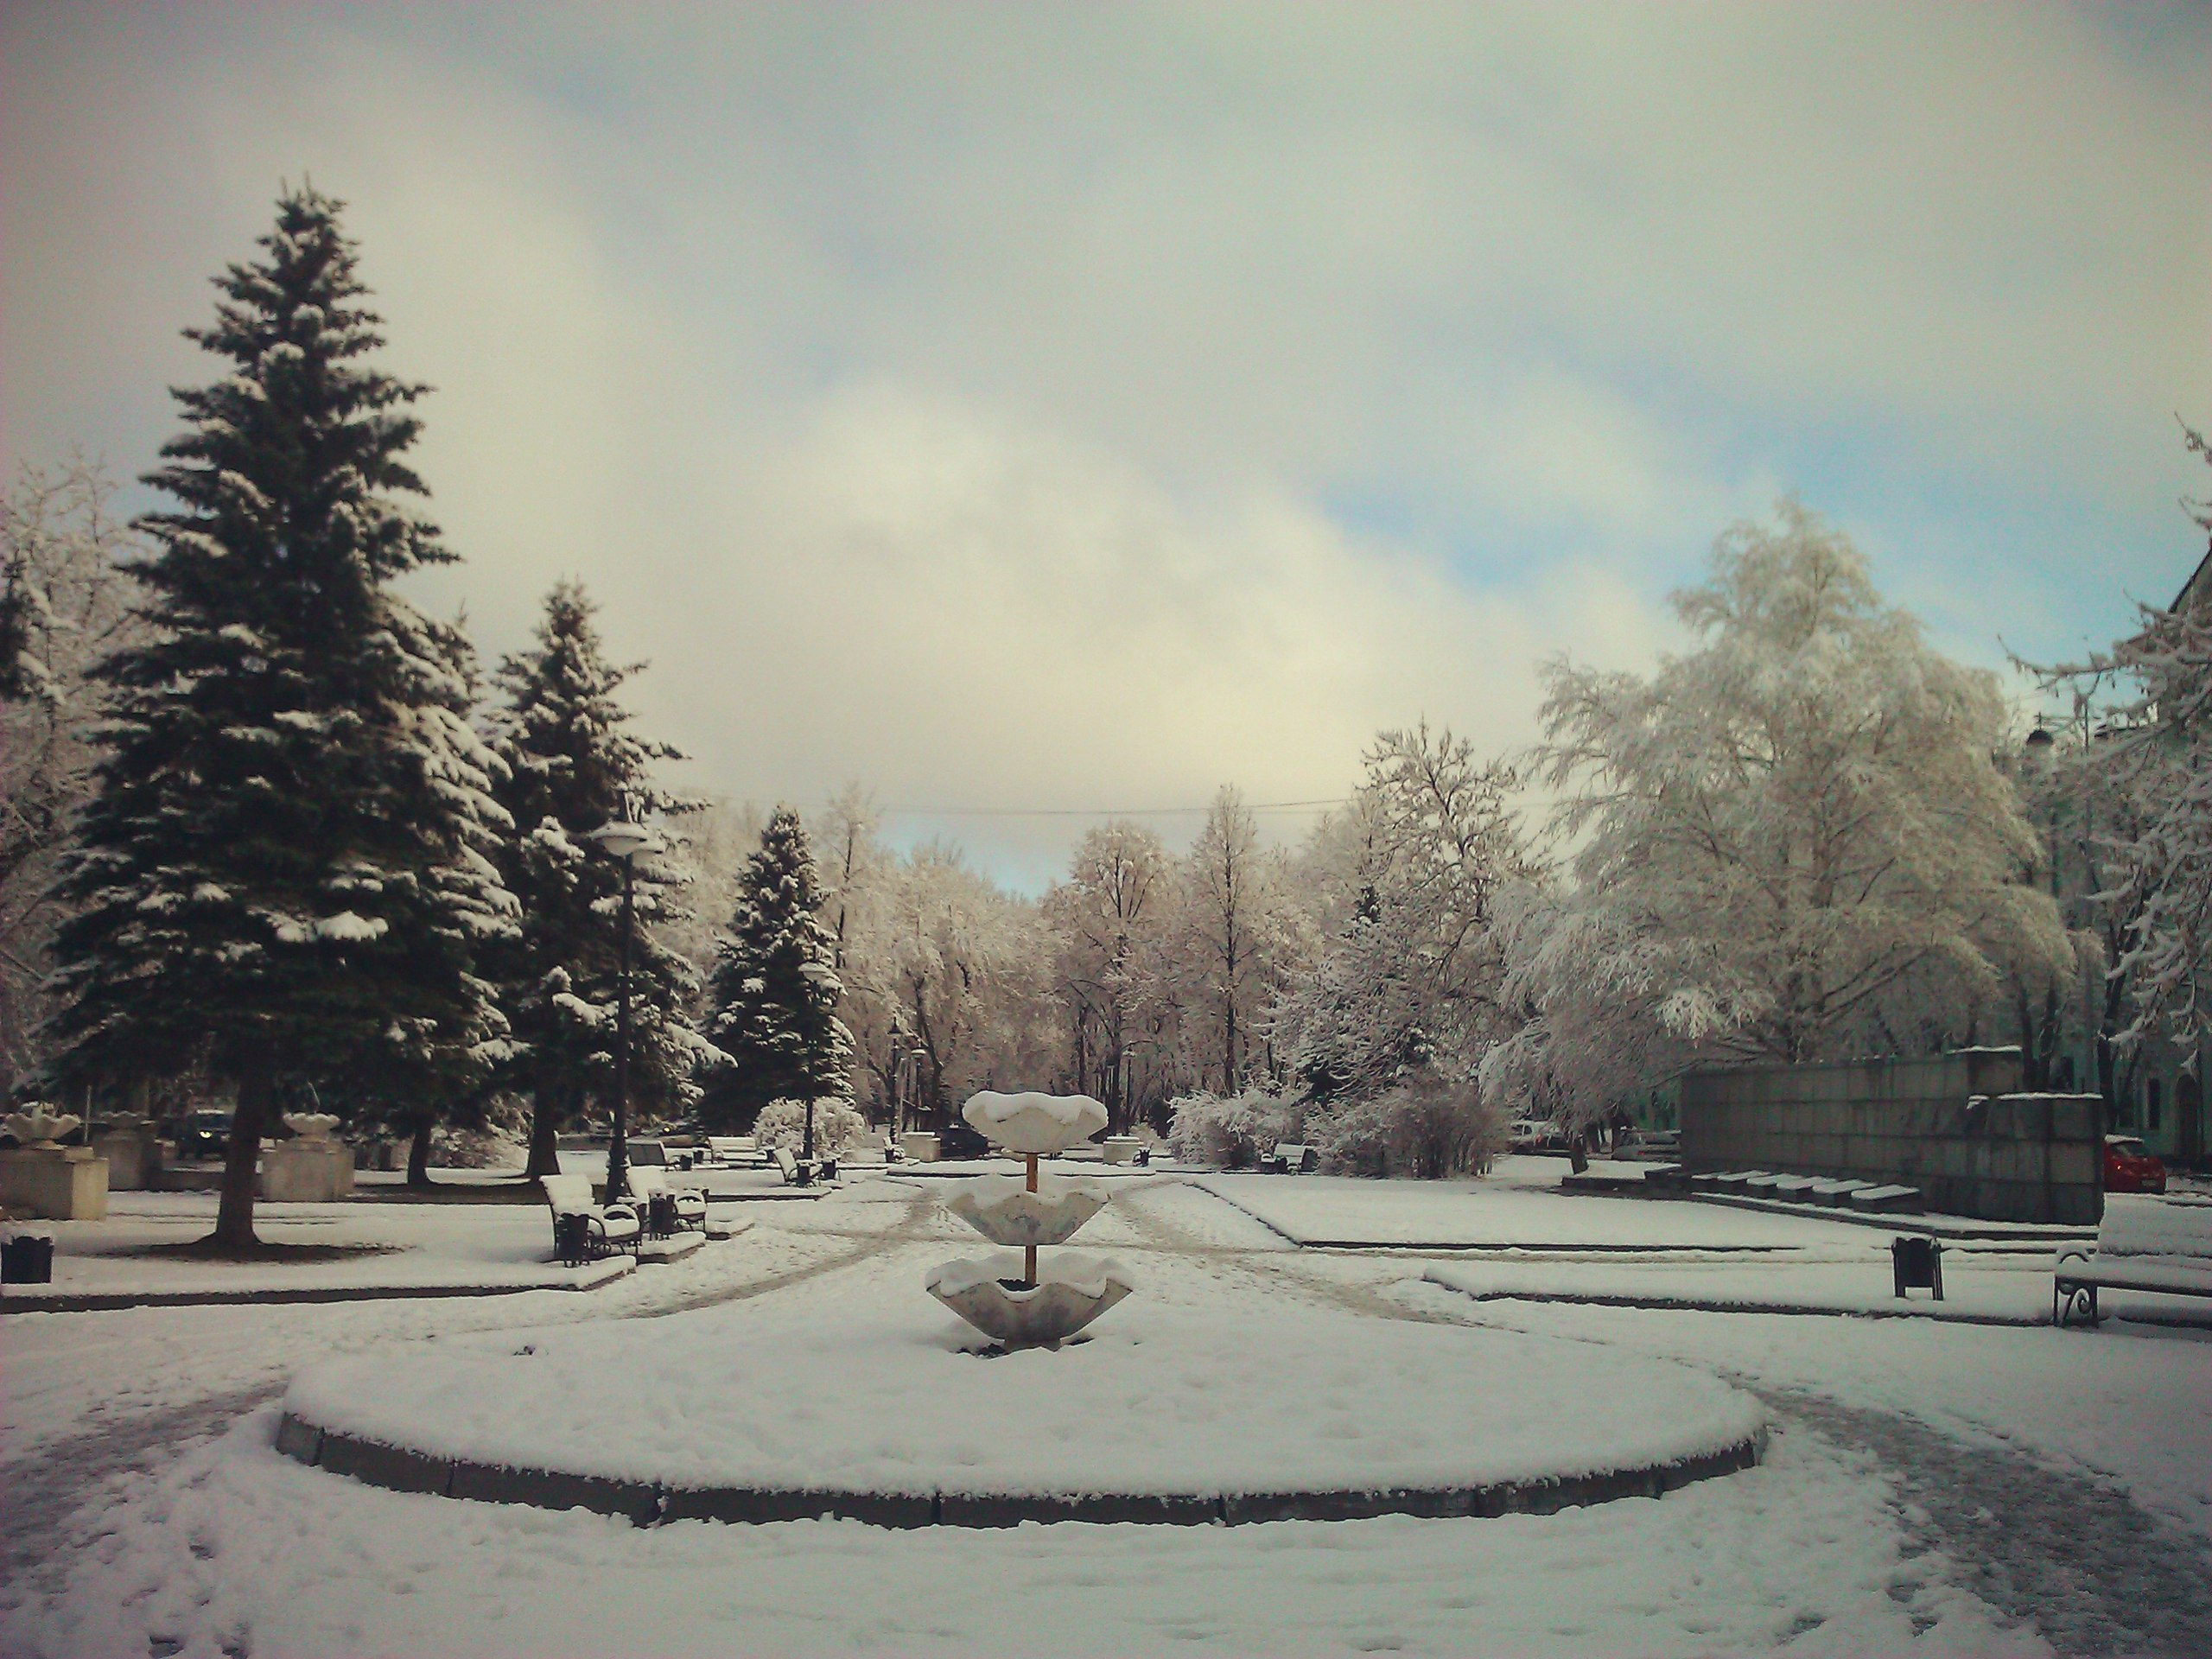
[1680, 1049, 2102, 1224]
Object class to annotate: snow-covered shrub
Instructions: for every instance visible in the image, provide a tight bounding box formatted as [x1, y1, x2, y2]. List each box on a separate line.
[429, 1124, 529, 1170]
[1308, 1065, 1503, 1179]
[1167, 1089, 1301, 1168]
[750, 1096, 870, 1157]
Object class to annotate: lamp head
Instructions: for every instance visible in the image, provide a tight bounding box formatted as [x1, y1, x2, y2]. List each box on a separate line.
[586, 820, 663, 861]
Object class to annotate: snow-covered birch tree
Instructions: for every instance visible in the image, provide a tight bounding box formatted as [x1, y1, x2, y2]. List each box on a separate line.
[1534, 500, 2071, 1071]
[2042, 425, 2212, 1059]
[1046, 820, 1178, 1131]
[0, 462, 143, 1092]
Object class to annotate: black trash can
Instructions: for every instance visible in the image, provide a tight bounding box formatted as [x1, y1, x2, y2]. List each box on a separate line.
[1891, 1234, 1943, 1300]
[2, 1231, 55, 1284]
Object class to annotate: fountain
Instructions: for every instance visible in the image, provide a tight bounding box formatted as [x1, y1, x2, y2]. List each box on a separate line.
[925, 1090, 1135, 1348]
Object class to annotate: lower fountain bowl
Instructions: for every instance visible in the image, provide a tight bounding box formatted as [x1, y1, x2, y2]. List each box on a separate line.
[925, 1251, 1135, 1348]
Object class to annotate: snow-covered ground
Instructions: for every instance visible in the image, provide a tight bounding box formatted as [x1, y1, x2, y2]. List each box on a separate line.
[1202, 1160, 1991, 1249]
[0, 1189, 617, 1301]
[5, 1169, 2209, 1657]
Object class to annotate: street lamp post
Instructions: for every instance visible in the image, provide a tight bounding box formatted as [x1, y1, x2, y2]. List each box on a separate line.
[586, 816, 662, 1206]
[796, 958, 838, 1160]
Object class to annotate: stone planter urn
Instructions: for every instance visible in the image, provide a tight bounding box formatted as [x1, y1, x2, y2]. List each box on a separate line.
[0, 1105, 106, 1221]
[4, 1106, 81, 1148]
[263, 1113, 354, 1203]
[92, 1114, 161, 1192]
[927, 1091, 1135, 1349]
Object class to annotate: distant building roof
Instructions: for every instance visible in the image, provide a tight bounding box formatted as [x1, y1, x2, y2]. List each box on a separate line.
[2179, 544, 2212, 614]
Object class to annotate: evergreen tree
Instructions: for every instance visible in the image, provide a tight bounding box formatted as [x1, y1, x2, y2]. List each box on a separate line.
[490, 582, 710, 1179]
[702, 806, 853, 1130]
[0, 546, 32, 702]
[46, 186, 517, 1248]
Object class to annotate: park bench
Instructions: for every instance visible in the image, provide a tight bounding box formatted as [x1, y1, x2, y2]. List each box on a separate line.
[2054, 1197, 2212, 1327]
[707, 1135, 762, 1167]
[541, 1173, 641, 1267]
[625, 1166, 708, 1237]
[771, 1147, 837, 1187]
[1262, 1142, 1317, 1174]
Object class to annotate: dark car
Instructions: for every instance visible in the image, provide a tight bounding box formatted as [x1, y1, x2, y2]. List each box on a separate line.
[2105, 1135, 2167, 1195]
[174, 1109, 232, 1160]
[935, 1118, 994, 1160]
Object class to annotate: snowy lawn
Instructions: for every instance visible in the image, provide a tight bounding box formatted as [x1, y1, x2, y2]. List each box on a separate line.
[14, 1404, 2044, 1659]
[1, 1188, 607, 1302]
[8, 1176, 2209, 1656]
[1384, 1286, 2212, 1546]
[1200, 1160, 1900, 1250]
[1418, 1249, 2063, 1322]
[286, 1263, 1761, 1499]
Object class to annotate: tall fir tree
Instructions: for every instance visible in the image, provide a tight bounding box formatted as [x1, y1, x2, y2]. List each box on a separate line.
[702, 806, 853, 1130]
[46, 186, 517, 1248]
[490, 582, 710, 1179]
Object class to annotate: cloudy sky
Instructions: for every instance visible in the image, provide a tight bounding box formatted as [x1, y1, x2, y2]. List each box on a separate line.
[4, 3, 2208, 887]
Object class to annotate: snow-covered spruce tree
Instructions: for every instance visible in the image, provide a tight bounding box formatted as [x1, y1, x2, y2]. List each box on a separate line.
[1535, 500, 2070, 1071]
[489, 581, 710, 1179]
[45, 187, 518, 1249]
[701, 806, 853, 1131]
[2045, 425, 2212, 1057]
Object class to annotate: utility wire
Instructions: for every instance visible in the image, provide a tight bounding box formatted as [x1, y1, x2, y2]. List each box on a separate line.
[870, 797, 1350, 818]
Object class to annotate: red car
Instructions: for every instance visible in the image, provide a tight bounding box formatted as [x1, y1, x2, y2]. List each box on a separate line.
[2104, 1135, 2168, 1195]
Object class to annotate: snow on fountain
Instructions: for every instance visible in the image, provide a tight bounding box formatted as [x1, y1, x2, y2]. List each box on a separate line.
[926, 1090, 1135, 1348]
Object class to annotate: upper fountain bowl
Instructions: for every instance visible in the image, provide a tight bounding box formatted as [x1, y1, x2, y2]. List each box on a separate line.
[961, 1090, 1108, 1157]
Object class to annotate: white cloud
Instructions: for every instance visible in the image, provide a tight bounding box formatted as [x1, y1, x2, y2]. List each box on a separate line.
[2, 1, 2205, 879]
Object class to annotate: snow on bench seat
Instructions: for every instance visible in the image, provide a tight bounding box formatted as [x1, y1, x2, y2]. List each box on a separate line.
[2055, 1196, 2212, 1327]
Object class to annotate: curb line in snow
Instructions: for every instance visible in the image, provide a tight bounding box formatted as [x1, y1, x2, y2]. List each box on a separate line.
[0, 1256, 639, 1315]
[270, 1411, 1766, 1529]
[1420, 1272, 2046, 1326]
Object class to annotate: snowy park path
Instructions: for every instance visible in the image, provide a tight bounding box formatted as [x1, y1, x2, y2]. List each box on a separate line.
[4, 1174, 2209, 1656]
[1109, 1182, 2212, 1657]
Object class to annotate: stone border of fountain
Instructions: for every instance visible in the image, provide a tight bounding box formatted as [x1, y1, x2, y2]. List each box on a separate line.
[271, 1410, 1764, 1528]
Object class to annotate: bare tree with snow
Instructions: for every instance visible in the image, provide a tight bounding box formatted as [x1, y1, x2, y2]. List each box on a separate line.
[1533, 500, 2071, 1077]
[0, 461, 143, 1093]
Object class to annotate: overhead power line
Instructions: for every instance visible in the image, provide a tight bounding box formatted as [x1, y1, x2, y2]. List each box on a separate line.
[871, 797, 1351, 819]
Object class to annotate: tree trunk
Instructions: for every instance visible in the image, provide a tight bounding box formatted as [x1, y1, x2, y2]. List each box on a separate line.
[212, 1062, 271, 1250]
[406, 1117, 435, 1189]
[524, 1088, 561, 1181]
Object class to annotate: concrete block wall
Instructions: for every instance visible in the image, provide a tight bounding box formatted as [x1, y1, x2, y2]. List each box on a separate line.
[1680, 1049, 2102, 1224]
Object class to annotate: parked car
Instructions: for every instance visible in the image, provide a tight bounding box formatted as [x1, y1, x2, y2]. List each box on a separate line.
[1509, 1118, 1565, 1152]
[1616, 1128, 1681, 1160]
[2104, 1135, 2167, 1195]
[935, 1118, 993, 1160]
[173, 1109, 232, 1160]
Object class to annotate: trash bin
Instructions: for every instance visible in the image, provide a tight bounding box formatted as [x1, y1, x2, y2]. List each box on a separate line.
[2, 1230, 55, 1284]
[554, 1211, 592, 1268]
[1891, 1234, 1943, 1300]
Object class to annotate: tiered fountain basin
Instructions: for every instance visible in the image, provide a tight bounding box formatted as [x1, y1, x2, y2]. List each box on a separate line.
[941, 1173, 1115, 1247]
[926, 1090, 1134, 1348]
[925, 1249, 1134, 1345]
[275, 1282, 1765, 1528]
